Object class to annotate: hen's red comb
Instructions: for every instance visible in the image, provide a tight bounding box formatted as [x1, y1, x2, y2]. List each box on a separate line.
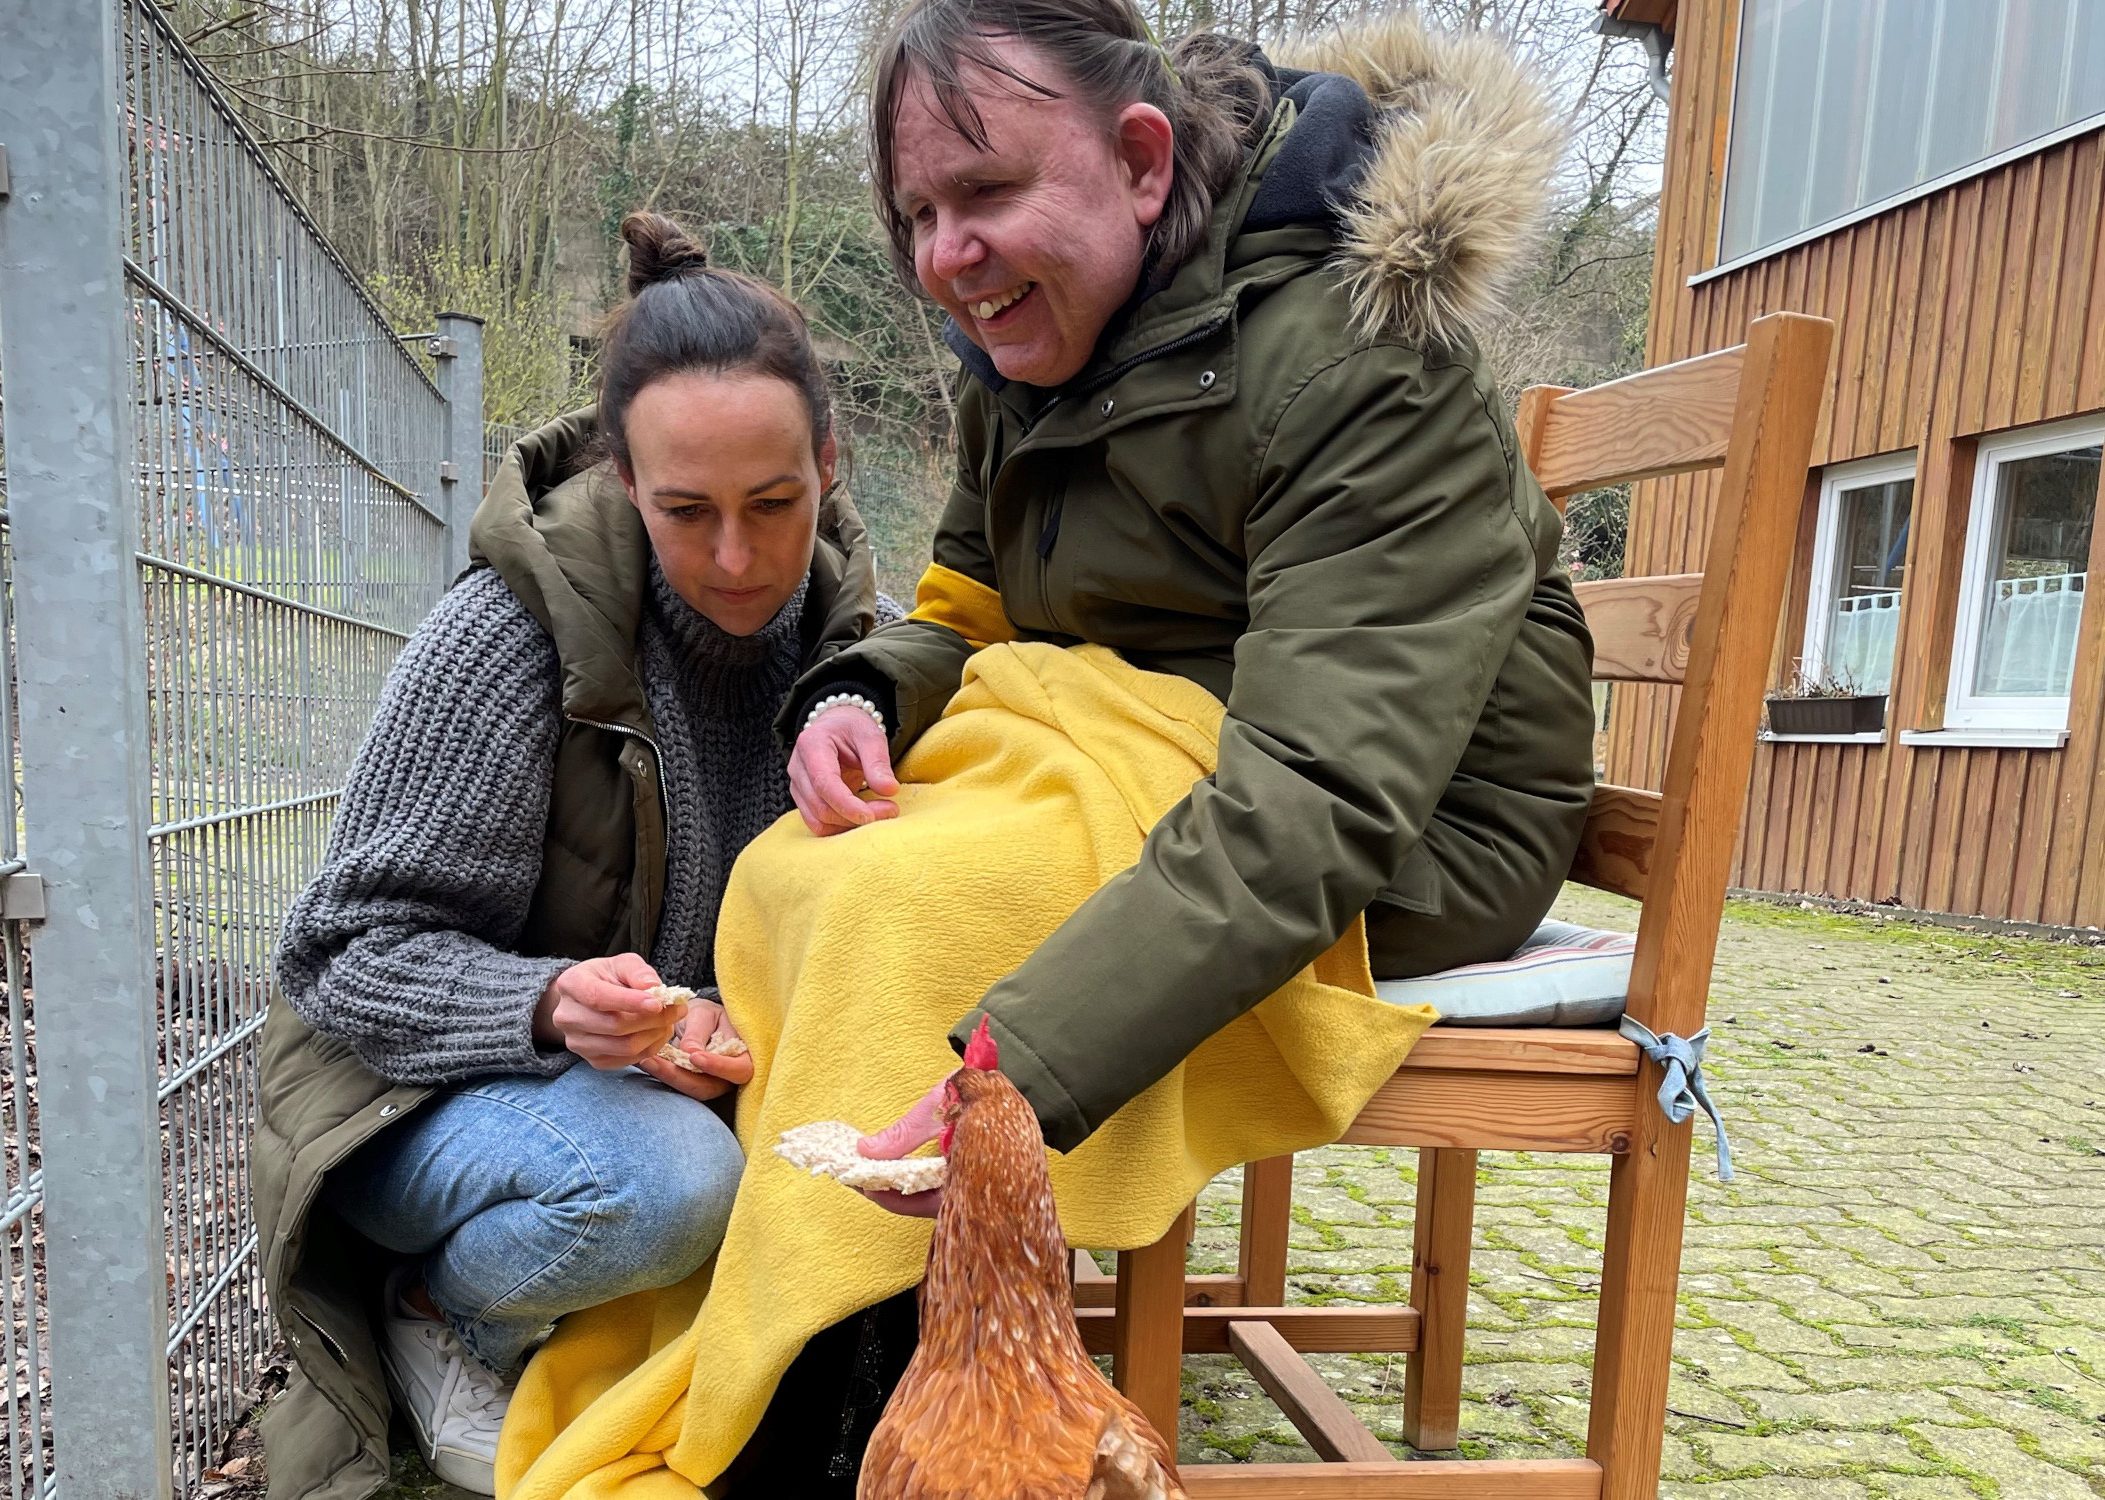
[962, 1015, 1000, 1071]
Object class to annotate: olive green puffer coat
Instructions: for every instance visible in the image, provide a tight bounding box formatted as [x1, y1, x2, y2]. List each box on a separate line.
[790, 18, 1596, 1153]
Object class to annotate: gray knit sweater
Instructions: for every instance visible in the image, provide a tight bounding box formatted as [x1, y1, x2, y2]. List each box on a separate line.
[276, 562, 898, 1084]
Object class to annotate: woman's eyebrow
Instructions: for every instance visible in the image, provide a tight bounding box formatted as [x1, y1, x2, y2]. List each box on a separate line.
[744, 473, 803, 497]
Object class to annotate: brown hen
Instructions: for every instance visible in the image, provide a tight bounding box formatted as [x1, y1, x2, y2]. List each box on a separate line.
[857, 1023, 1185, 1500]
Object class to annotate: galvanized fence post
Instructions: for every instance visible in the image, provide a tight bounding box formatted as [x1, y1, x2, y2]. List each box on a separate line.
[434, 310, 486, 578]
[0, 0, 178, 1493]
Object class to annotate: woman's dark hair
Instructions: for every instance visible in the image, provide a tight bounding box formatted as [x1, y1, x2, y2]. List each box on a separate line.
[598, 212, 834, 473]
[869, 0, 1271, 287]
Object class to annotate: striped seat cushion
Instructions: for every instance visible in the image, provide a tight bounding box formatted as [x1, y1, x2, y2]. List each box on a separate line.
[1373, 919, 1635, 1028]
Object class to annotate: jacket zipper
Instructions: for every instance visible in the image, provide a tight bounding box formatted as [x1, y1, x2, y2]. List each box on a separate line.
[571, 715, 672, 836]
[1012, 312, 1229, 441]
[1075, 315, 1231, 402]
[1016, 313, 1232, 577]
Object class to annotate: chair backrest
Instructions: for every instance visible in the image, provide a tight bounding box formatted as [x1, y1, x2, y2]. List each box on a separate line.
[1515, 313, 1834, 1041]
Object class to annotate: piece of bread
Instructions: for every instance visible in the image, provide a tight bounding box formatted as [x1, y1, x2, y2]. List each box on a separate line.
[647, 985, 751, 1071]
[774, 1121, 947, 1195]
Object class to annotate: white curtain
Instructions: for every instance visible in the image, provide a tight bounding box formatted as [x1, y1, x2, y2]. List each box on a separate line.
[1826, 589, 1901, 693]
[1976, 572, 2087, 697]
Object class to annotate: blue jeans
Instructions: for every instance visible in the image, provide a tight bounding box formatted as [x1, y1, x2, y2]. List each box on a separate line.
[328, 1062, 742, 1377]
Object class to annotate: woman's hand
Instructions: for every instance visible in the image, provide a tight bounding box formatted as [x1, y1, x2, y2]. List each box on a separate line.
[637, 1007, 757, 1103]
[855, 1079, 946, 1219]
[535, 953, 686, 1069]
[787, 705, 900, 837]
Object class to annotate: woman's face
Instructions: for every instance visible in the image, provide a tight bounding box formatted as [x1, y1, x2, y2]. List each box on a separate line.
[889, 35, 1175, 388]
[620, 370, 832, 637]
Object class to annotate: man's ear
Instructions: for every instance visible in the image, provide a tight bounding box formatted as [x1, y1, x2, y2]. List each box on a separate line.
[1113, 102, 1176, 230]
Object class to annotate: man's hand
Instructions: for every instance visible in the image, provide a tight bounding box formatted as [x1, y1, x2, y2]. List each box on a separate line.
[787, 705, 901, 837]
[535, 953, 686, 1070]
[855, 1079, 947, 1218]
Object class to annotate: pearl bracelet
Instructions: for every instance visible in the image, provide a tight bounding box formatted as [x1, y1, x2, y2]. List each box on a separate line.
[805, 691, 886, 736]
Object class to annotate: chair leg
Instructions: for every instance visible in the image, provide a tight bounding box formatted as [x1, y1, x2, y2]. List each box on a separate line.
[1114, 1201, 1194, 1442]
[1238, 1155, 1293, 1306]
[1587, 1117, 1697, 1500]
[1402, 1147, 1476, 1452]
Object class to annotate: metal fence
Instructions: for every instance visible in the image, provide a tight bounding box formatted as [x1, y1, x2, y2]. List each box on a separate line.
[486, 420, 528, 486]
[0, 3, 478, 1494]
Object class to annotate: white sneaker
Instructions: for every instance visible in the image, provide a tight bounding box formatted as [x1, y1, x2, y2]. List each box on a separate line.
[377, 1268, 514, 1494]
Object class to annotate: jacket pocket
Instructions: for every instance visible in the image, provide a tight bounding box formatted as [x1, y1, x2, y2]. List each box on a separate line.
[1370, 839, 1444, 918]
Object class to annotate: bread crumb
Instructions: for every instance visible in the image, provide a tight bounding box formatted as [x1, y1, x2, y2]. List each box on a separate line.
[648, 984, 697, 1012]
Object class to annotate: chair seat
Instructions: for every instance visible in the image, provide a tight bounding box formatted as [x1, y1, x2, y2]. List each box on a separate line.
[1374, 918, 1634, 1028]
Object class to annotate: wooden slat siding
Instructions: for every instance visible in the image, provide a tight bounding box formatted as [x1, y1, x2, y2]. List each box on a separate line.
[2016, 145, 2075, 427]
[1957, 170, 2015, 439]
[1807, 745, 1840, 894]
[1829, 745, 1865, 894]
[2046, 135, 2104, 411]
[1616, 0, 2105, 925]
[1983, 157, 2043, 436]
[1977, 752, 2027, 918]
[1879, 200, 1930, 452]
[2010, 751, 2061, 919]
[2082, 146, 2105, 411]
[1821, 220, 1865, 460]
[1959, 750, 2007, 917]
[1784, 740, 1818, 894]
[1925, 748, 1973, 914]
[1843, 215, 1885, 455]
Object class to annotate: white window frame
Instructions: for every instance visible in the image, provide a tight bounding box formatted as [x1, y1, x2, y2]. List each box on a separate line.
[1944, 415, 2103, 734]
[1800, 453, 1916, 693]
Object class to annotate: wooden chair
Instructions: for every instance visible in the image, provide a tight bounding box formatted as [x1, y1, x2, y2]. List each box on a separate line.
[1073, 311, 1835, 1499]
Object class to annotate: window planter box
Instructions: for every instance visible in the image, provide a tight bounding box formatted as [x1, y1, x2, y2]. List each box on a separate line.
[1765, 693, 1887, 737]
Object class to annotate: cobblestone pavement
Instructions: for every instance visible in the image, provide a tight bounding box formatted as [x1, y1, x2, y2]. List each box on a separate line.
[375, 891, 2104, 1499]
[1175, 888, 2105, 1498]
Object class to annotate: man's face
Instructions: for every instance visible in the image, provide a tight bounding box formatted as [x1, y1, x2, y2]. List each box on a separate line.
[890, 36, 1169, 388]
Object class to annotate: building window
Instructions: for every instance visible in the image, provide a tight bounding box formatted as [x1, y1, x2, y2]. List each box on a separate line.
[1721, 0, 2105, 262]
[1802, 456, 1914, 696]
[1946, 418, 2101, 732]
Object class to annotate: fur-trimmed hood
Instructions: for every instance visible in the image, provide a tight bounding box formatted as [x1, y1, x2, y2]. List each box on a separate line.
[1265, 14, 1563, 347]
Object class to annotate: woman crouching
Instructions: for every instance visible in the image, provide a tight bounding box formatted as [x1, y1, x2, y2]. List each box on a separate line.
[252, 211, 899, 1499]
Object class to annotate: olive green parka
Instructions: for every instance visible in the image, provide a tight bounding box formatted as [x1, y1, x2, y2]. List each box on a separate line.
[253, 411, 881, 1500]
[790, 18, 1596, 1153]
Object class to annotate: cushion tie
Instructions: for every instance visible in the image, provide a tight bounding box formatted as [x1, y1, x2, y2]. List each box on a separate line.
[1618, 1016, 1734, 1181]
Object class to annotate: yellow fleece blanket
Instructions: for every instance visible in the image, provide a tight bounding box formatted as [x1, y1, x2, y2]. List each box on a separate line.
[496, 641, 1436, 1498]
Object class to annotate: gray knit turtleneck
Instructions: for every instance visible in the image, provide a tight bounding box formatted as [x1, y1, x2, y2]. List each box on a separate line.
[276, 561, 817, 1084]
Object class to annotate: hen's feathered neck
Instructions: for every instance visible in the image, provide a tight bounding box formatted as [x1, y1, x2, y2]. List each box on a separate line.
[920, 1072, 1089, 1368]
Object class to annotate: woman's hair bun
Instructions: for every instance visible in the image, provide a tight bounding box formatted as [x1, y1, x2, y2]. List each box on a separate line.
[621, 211, 709, 297]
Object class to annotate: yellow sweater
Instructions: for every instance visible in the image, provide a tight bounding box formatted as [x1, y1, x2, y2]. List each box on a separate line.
[497, 641, 1435, 1497]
